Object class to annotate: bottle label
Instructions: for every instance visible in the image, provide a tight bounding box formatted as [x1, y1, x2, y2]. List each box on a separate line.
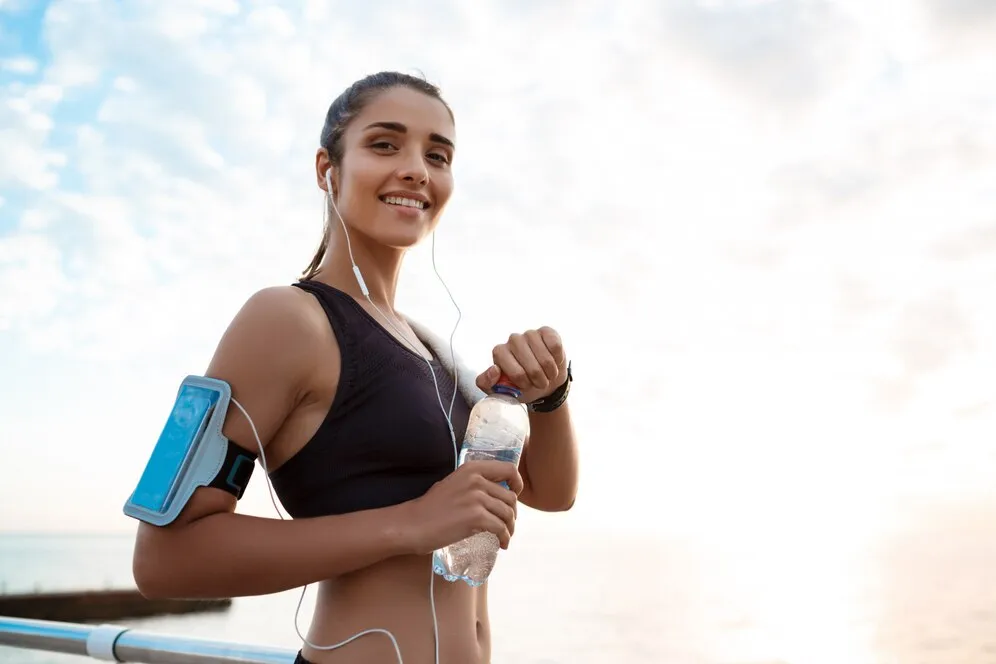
[459, 446, 521, 465]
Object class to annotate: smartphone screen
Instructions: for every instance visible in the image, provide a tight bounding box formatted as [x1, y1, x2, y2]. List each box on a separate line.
[130, 384, 220, 513]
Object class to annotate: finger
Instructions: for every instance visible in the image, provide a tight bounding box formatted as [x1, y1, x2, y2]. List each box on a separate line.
[505, 468, 525, 496]
[508, 332, 551, 391]
[469, 460, 525, 495]
[539, 326, 566, 366]
[480, 478, 519, 517]
[480, 493, 516, 536]
[487, 513, 512, 549]
[473, 505, 511, 549]
[492, 343, 529, 391]
[497, 521, 511, 549]
[476, 364, 500, 393]
[525, 329, 561, 383]
[469, 463, 523, 503]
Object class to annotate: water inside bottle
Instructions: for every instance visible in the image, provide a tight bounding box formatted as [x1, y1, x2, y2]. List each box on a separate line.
[433, 446, 524, 586]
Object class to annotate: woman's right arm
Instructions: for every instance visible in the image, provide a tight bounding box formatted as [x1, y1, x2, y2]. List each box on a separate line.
[132, 286, 524, 600]
[132, 286, 408, 599]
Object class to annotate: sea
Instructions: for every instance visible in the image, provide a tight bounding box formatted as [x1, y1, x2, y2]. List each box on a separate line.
[2, 512, 996, 664]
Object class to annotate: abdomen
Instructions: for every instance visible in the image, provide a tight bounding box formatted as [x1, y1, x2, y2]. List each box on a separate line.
[302, 554, 490, 664]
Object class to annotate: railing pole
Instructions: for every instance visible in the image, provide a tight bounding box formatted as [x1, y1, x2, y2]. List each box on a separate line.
[0, 616, 298, 663]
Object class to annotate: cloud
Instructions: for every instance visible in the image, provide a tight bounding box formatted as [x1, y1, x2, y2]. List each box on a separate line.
[2, 0, 698, 361]
[2, 0, 992, 373]
[872, 291, 979, 410]
[835, 275, 889, 319]
[0, 0, 31, 12]
[954, 400, 993, 419]
[0, 230, 67, 332]
[893, 292, 975, 375]
[766, 163, 882, 228]
[0, 81, 65, 189]
[1, 55, 37, 74]
[933, 221, 996, 261]
[923, 0, 996, 29]
[2, 0, 996, 532]
[654, 0, 860, 108]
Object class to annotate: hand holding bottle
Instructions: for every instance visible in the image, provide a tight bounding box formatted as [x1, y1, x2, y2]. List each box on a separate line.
[402, 460, 523, 555]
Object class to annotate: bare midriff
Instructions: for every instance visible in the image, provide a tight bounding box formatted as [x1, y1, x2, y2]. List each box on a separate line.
[301, 554, 490, 664]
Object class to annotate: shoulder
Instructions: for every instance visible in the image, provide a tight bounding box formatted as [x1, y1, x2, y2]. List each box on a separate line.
[207, 285, 331, 395]
[222, 285, 326, 346]
[237, 284, 320, 323]
[200, 284, 336, 452]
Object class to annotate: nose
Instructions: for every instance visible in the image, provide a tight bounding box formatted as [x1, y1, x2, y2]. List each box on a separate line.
[396, 150, 429, 185]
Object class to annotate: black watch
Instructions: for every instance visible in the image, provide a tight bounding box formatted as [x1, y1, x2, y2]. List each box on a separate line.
[528, 361, 572, 413]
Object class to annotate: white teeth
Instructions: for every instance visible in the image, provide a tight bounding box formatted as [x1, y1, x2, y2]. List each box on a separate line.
[383, 196, 426, 209]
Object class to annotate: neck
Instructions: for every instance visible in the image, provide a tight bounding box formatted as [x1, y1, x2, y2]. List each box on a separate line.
[314, 224, 406, 310]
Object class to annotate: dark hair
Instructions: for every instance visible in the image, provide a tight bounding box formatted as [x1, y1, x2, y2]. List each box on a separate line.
[301, 71, 454, 280]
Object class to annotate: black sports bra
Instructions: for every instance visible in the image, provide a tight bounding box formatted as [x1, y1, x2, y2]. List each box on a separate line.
[268, 280, 470, 518]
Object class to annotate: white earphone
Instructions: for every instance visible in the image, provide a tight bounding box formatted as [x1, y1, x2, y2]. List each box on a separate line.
[253, 164, 463, 664]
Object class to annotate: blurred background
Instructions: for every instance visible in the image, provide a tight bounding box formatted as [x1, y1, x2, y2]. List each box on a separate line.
[1, 1, 995, 663]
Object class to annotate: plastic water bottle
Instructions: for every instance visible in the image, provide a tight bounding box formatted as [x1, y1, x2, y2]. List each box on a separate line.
[432, 375, 530, 586]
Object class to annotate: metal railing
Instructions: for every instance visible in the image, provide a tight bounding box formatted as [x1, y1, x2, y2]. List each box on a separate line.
[0, 616, 298, 663]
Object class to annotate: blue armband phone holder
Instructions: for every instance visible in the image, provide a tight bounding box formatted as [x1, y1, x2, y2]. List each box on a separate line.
[123, 375, 257, 527]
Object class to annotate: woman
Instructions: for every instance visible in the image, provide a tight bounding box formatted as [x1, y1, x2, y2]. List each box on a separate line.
[132, 71, 579, 664]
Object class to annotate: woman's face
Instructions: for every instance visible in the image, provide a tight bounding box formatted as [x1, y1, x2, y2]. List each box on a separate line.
[322, 86, 456, 249]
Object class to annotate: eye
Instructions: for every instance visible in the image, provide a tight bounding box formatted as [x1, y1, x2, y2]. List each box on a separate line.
[427, 151, 451, 164]
[370, 140, 398, 151]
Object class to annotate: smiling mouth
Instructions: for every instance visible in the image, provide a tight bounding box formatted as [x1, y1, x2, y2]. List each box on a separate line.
[380, 195, 429, 210]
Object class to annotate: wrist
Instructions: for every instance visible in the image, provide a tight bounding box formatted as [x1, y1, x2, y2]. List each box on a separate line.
[382, 502, 421, 556]
[528, 361, 572, 413]
[528, 400, 570, 419]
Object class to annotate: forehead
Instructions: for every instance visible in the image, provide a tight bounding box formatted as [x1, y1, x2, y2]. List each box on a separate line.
[350, 87, 455, 140]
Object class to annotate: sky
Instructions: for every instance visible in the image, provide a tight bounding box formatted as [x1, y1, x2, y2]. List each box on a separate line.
[1, 0, 994, 543]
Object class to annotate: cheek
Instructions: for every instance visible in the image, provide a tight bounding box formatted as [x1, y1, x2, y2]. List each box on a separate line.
[339, 165, 380, 213]
[433, 175, 455, 208]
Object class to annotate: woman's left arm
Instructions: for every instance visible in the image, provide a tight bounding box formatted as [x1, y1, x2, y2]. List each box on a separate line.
[518, 403, 579, 511]
[478, 327, 579, 512]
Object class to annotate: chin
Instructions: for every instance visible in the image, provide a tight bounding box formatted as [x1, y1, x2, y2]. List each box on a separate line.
[366, 214, 438, 249]
[352, 225, 424, 250]
[377, 233, 426, 250]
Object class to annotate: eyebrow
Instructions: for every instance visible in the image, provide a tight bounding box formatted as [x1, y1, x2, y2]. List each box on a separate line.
[363, 121, 455, 149]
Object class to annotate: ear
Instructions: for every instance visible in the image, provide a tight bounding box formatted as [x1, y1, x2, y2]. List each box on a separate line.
[314, 148, 335, 195]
